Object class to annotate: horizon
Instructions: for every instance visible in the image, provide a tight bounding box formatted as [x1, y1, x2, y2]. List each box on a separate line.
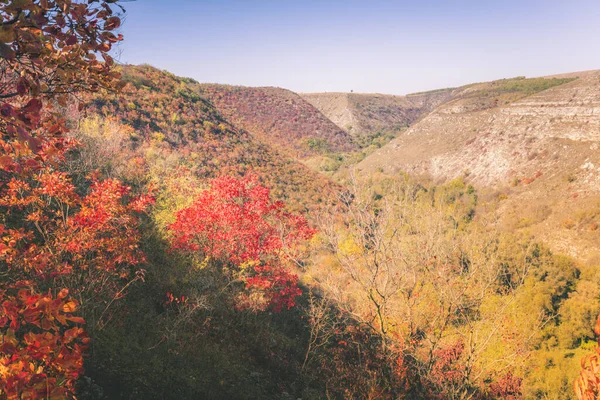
[117, 1, 600, 95]
[122, 62, 597, 96]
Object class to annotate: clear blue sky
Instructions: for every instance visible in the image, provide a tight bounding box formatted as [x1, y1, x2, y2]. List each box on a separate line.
[116, 0, 600, 95]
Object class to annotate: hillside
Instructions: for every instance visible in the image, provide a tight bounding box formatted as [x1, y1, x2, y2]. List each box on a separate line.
[300, 89, 455, 145]
[357, 71, 600, 259]
[79, 65, 341, 213]
[196, 84, 357, 159]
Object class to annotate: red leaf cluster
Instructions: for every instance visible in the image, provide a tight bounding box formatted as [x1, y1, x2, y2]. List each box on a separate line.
[488, 372, 523, 400]
[0, 169, 154, 279]
[168, 175, 315, 312]
[0, 282, 88, 399]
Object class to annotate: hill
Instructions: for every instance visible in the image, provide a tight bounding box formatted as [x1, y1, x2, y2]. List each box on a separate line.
[300, 89, 455, 146]
[196, 84, 357, 159]
[357, 71, 600, 259]
[79, 64, 341, 213]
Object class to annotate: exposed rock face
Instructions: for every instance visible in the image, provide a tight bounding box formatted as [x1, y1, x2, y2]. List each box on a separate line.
[298, 92, 357, 133]
[500, 72, 600, 142]
[359, 71, 600, 190]
[357, 71, 600, 260]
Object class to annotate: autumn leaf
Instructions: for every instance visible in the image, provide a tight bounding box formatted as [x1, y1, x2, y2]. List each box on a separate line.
[61, 301, 77, 313]
[104, 16, 121, 30]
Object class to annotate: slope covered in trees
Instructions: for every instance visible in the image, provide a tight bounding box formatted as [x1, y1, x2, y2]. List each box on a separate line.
[310, 172, 600, 399]
[80, 65, 341, 213]
[198, 84, 357, 159]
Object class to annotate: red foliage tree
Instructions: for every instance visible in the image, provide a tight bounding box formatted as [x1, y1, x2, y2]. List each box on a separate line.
[425, 341, 468, 399]
[488, 372, 523, 400]
[420, 340, 523, 399]
[0, 166, 154, 281]
[168, 175, 314, 312]
[0, 145, 153, 398]
[0, 2, 151, 397]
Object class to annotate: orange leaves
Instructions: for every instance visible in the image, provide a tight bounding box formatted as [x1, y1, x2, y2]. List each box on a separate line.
[0, 282, 88, 400]
[0, 156, 13, 168]
[575, 350, 600, 400]
[575, 315, 600, 399]
[129, 193, 156, 213]
[0, 158, 152, 398]
[594, 314, 600, 339]
[57, 288, 69, 299]
[61, 301, 78, 313]
[37, 171, 78, 203]
[104, 16, 122, 30]
[0, 2, 135, 398]
[0, 158, 154, 278]
[0, 285, 78, 331]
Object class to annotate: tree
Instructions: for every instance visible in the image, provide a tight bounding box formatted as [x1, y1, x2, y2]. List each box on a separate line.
[0, 146, 153, 398]
[0, 0, 124, 171]
[314, 173, 527, 397]
[168, 174, 315, 312]
[0, 2, 146, 398]
[0, 165, 154, 307]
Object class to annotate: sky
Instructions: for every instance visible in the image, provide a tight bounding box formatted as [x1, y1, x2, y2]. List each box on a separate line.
[116, 0, 600, 95]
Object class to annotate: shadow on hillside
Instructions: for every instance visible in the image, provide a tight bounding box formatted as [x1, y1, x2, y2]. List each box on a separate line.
[77, 219, 343, 400]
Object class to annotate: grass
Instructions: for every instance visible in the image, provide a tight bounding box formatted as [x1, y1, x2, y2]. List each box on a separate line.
[490, 77, 577, 96]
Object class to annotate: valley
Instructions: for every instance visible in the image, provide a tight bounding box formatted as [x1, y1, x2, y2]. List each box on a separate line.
[2, 3, 600, 397]
[73, 65, 600, 399]
[187, 68, 600, 262]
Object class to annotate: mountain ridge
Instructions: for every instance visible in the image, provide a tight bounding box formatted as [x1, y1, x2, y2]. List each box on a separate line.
[80, 64, 342, 213]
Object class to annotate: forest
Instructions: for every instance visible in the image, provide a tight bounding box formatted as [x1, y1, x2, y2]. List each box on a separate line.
[2, 1, 600, 399]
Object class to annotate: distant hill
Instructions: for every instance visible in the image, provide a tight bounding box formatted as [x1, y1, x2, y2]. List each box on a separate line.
[299, 90, 455, 145]
[196, 84, 357, 158]
[357, 73, 587, 186]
